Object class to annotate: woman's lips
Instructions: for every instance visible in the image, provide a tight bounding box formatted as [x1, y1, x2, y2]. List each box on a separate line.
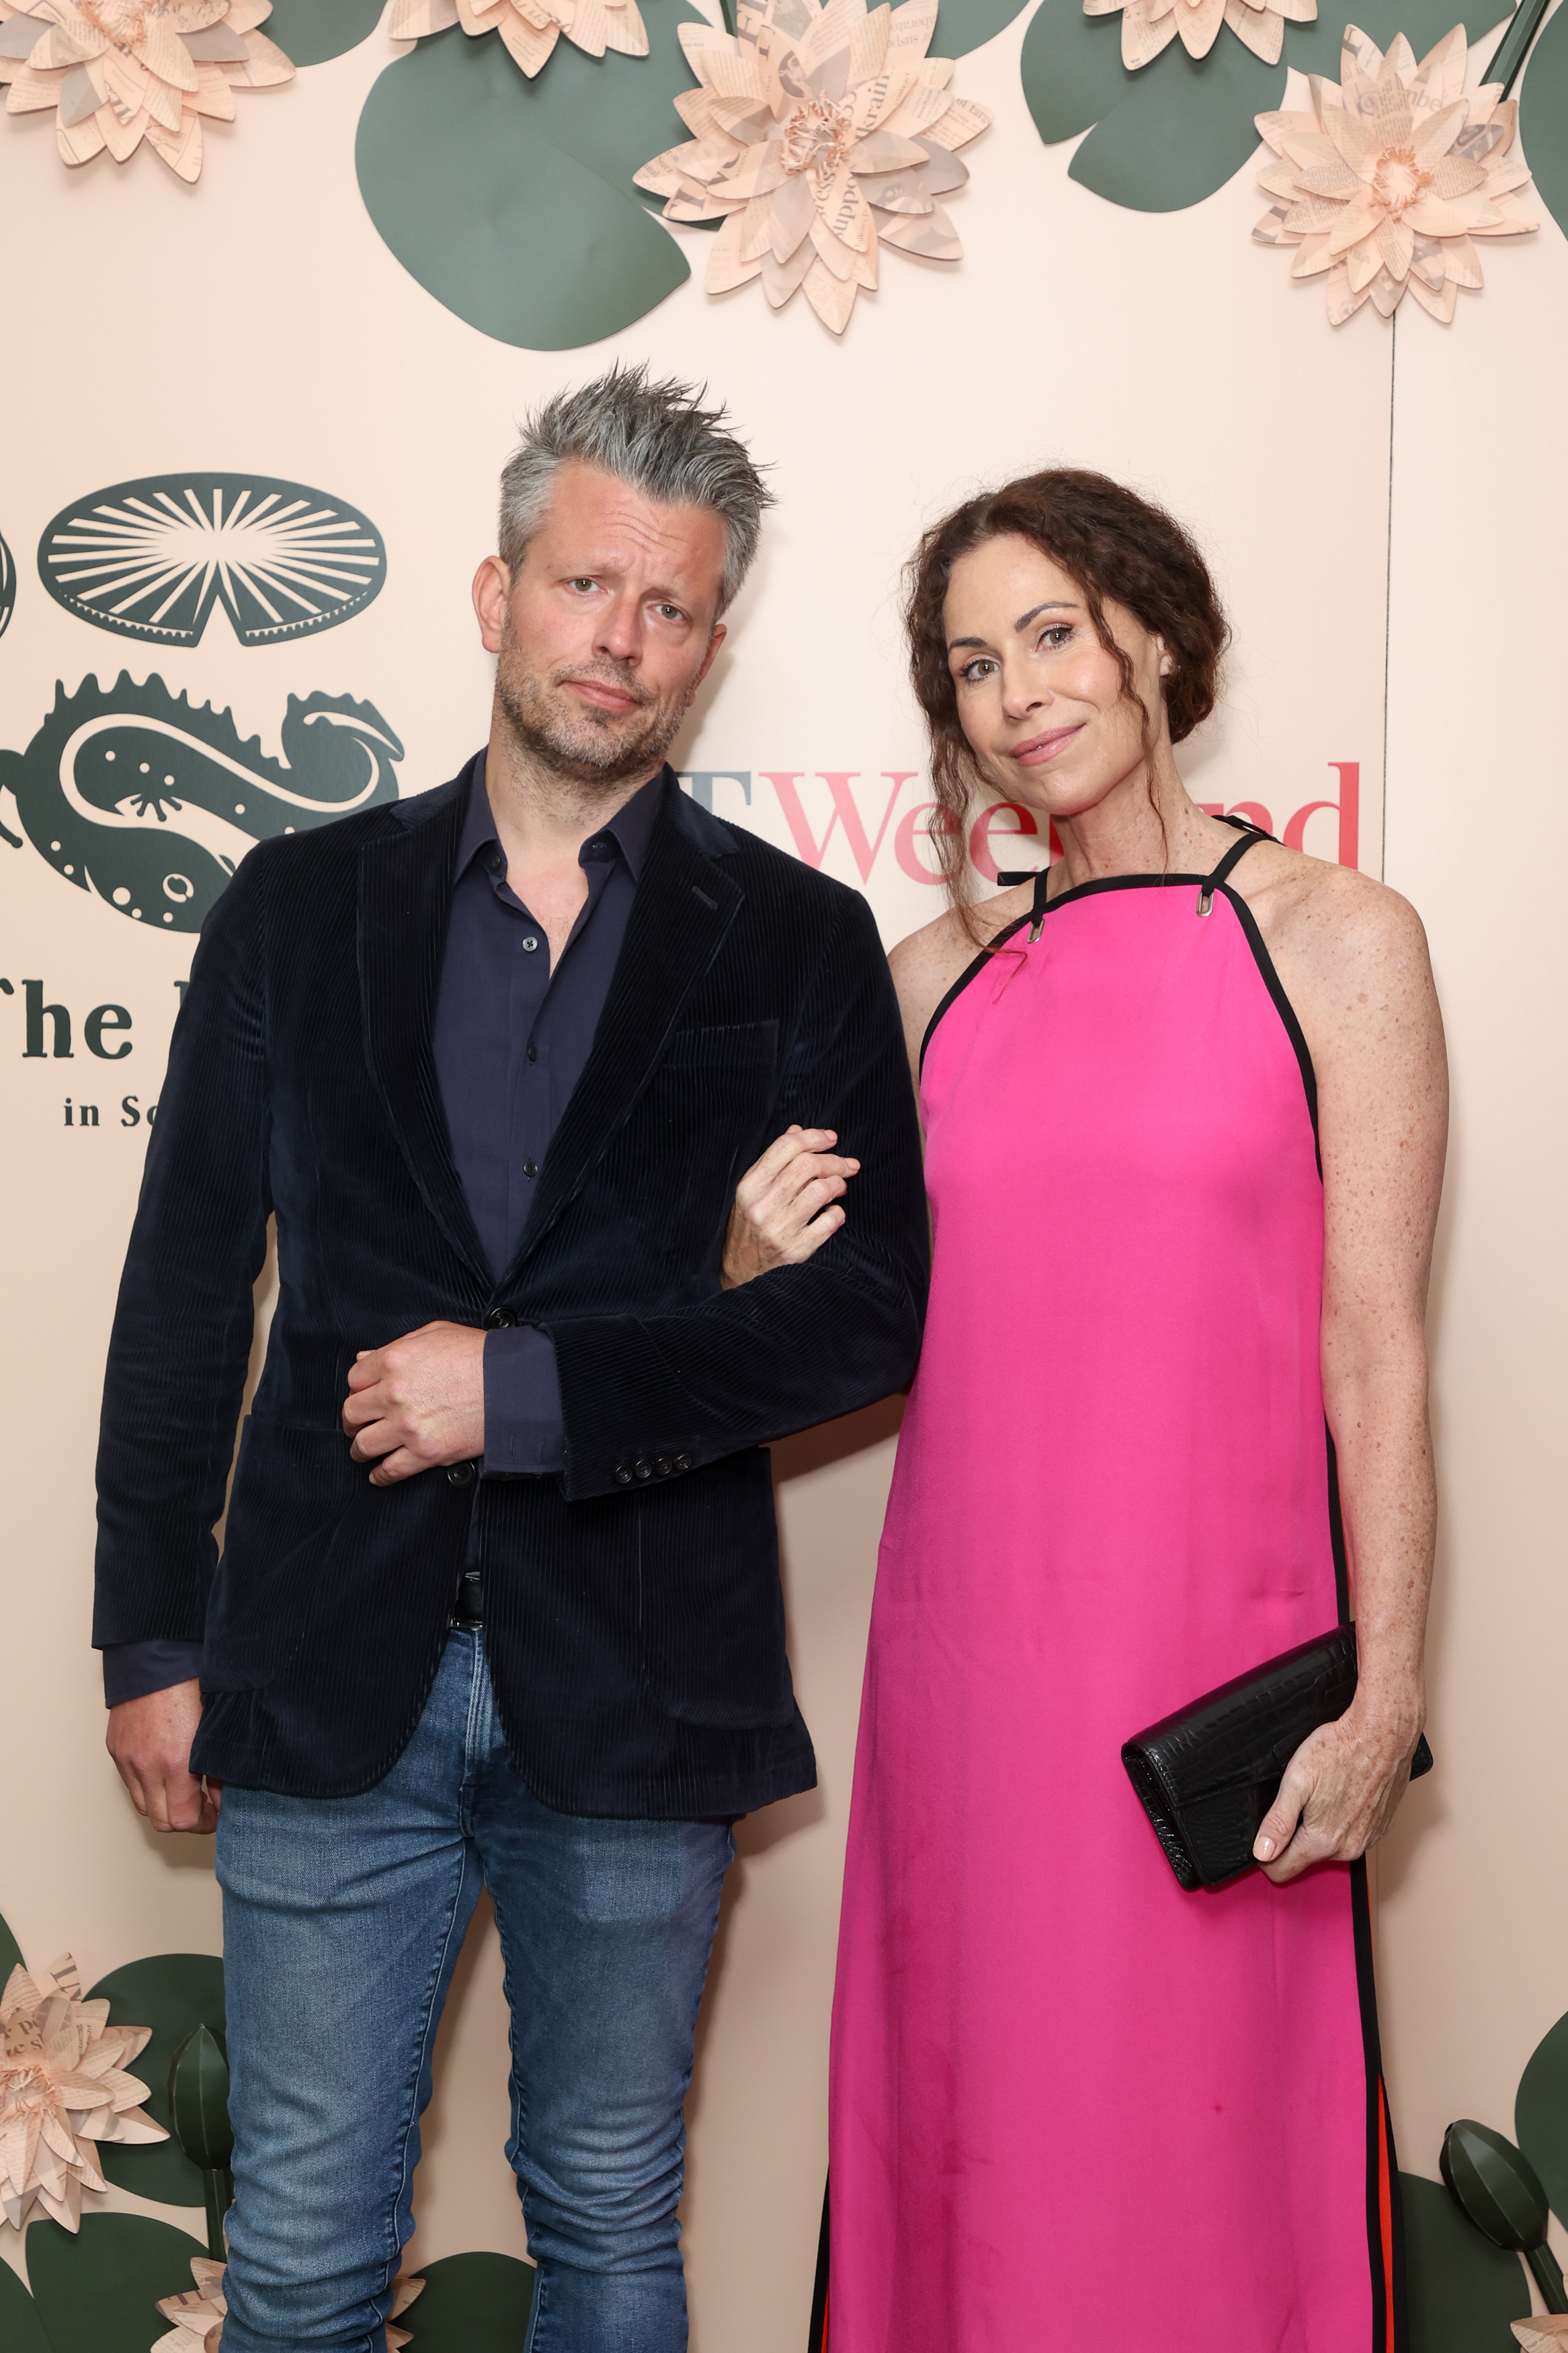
[1010, 725, 1083, 766]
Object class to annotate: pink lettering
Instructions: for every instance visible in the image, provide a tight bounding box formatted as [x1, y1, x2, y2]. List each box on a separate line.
[764, 772, 911, 880]
[1284, 762, 1359, 869]
[895, 801, 956, 885]
[968, 801, 1040, 885]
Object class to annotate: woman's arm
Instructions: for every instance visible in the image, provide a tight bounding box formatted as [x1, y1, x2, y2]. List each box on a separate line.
[1249, 861, 1448, 1883]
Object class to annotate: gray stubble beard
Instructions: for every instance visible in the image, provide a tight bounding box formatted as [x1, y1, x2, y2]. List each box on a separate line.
[494, 637, 691, 805]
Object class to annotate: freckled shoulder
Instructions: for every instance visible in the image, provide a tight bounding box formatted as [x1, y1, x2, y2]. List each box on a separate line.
[888, 884, 1034, 1084]
[1229, 839, 1440, 1075]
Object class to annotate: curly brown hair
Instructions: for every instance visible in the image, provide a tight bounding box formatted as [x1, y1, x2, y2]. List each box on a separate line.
[905, 469, 1230, 918]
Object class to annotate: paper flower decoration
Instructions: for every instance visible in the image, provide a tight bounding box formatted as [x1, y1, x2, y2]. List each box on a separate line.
[1086, 0, 1311, 69]
[633, 0, 990, 334]
[153, 2258, 425, 2351]
[1253, 22, 1535, 321]
[0, 0, 292, 180]
[388, 0, 646, 77]
[1, 1953, 165, 2233]
[1514, 2323, 1568, 2349]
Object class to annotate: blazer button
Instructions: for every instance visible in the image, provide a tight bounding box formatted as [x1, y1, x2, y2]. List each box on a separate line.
[634, 1459, 653, 1480]
[654, 1457, 672, 1477]
[448, 1460, 477, 1488]
[614, 1464, 634, 1486]
[487, 1308, 515, 1328]
[674, 1453, 693, 1472]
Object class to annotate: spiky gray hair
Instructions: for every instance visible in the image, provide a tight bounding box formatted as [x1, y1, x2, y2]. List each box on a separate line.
[498, 364, 773, 616]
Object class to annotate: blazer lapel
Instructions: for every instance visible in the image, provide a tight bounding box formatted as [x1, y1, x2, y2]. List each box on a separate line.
[505, 791, 743, 1277]
[358, 781, 492, 1289]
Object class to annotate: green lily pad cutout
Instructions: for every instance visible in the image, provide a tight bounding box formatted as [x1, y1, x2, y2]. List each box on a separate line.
[26, 2215, 202, 2353]
[0, 1907, 23, 1986]
[405, 2251, 537, 2345]
[932, 0, 1032, 54]
[85, 1953, 225, 2204]
[265, 0, 388, 67]
[1401, 2173, 1530, 2351]
[1516, 0, 1568, 234]
[0, 2258, 51, 2353]
[1516, 2006, 1568, 2226]
[355, 17, 697, 350]
[1022, 0, 1506, 210]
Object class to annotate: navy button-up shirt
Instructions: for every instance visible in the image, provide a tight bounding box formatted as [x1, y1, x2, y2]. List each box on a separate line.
[103, 754, 665, 1706]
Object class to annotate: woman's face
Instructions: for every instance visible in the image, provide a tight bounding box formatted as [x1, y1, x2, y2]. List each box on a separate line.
[942, 534, 1171, 822]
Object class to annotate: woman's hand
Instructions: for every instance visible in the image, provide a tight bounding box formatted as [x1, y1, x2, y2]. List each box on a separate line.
[722, 1126, 860, 1290]
[1253, 1683, 1425, 1884]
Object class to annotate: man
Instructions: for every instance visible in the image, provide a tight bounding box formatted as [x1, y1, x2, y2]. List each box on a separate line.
[95, 367, 927, 2353]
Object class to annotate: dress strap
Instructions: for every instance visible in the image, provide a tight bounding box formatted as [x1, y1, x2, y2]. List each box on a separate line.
[1198, 821, 1270, 917]
[1028, 863, 1050, 943]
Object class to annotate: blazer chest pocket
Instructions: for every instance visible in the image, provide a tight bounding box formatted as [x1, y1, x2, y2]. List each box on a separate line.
[641, 1021, 780, 1244]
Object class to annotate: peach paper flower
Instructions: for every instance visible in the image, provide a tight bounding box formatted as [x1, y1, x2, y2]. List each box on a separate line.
[1087, 0, 1313, 73]
[1, 1952, 165, 2233]
[1253, 22, 1536, 322]
[388, 0, 647, 78]
[634, 0, 990, 334]
[0, 0, 291, 180]
[153, 2258, 425, 2352]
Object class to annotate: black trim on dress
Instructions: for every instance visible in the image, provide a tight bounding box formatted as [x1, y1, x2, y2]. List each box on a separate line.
[918, 912, 1031, 1077]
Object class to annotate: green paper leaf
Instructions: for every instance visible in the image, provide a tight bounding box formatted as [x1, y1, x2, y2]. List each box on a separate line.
[26, 2214, 202, 2353]
[1516, 2007, 1568, 2227]
[0, 2258, 51, 2353]
[167, 2025, 234, 2173]
[354, 18, 696, 351]
[263, 0, 386, 67]
[1517, 0, 1568, 235]
[0, 528, 15, 645]
[1069, 31, 1282, 210]
[1401, 2173, 1530, 2352]
[932, 0, 1031, 56]
[1020, 0, 1506, 213]
[404, 2251, 538, 2346]
[85, 1954, 225, 2204]
[0, 1907, 24, 1987]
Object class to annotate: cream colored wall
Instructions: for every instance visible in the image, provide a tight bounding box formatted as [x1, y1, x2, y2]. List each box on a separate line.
[0, 4, 1550, 2344]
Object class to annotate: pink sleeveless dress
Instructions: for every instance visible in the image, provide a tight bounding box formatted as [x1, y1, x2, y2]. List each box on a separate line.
[827, 840, 1405, 2352]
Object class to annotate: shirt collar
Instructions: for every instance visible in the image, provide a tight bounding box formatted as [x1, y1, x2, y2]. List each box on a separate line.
[456, 753, 667, 885]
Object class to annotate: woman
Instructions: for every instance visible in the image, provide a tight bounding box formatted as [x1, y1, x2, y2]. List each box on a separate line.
[745, 471, 1446, 2350]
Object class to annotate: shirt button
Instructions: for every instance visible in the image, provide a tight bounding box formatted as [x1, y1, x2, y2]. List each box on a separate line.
[526, 1043, 538, 1063]
[485, 849, 503, 875]
[522, 934, 539, 953]
[523, 1159, 537, 1179]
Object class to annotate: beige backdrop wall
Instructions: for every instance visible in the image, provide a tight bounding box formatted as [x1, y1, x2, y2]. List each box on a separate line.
[0, 3, 1553, 2345]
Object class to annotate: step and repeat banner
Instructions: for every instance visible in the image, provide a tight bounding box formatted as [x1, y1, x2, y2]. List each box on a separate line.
[1, 1, 1561, 2346]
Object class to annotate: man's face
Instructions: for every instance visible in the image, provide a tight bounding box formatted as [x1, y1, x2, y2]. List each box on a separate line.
[475, 459, 730, 793]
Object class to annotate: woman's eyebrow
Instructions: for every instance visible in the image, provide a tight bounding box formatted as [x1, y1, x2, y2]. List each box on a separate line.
[1014, 600, 1077, 630]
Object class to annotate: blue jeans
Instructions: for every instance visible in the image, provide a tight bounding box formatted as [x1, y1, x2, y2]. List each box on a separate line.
[214, 1630, 734, 2352]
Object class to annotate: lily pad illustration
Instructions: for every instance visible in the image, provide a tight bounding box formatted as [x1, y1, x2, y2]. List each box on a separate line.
[0, 674, 403, 933]
[355, 14, 702, 350]
[1021, 0, 1505, 209]
[0, 526, 13, 642]
[264, 0, 388, 63]
[1514, 0, 1568, 232]
[39, 475, 386, 648]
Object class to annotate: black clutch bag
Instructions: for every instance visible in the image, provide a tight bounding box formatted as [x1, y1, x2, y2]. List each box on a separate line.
[1121, 1625, 1434, 1891]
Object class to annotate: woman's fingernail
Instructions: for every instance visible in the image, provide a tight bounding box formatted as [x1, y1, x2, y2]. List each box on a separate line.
[1255, 1837, 1276, 1861]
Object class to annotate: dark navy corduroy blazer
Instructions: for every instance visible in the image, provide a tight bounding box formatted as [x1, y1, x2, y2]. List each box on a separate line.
[93, 767, 929, 1814]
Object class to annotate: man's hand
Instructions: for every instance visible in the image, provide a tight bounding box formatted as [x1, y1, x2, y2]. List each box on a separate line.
[343, 1320, 486, 1485]
[722, 1127, 861, 1290]
[107, 1681, 218, 1835]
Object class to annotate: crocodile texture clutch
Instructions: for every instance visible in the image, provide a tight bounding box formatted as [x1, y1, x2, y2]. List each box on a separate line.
[1122, 1626, 1434, 1890]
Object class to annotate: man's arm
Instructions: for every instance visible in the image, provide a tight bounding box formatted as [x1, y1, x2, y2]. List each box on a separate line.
[95, 850, 272, 1822]
[545, 890, 927, 1499]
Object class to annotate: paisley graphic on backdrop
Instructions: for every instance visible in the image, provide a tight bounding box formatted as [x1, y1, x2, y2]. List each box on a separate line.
[0, 527, 14, 642]
[38, 475, 387, 646]
[0, 675, 403, 932]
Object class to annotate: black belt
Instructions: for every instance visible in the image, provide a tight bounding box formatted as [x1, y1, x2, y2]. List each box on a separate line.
[450, 1570, 484, 1628]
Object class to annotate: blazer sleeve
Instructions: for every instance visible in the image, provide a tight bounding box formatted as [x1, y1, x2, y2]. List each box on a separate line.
[93, 849, 272, 1650]
[545, 887, 928, 1501]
